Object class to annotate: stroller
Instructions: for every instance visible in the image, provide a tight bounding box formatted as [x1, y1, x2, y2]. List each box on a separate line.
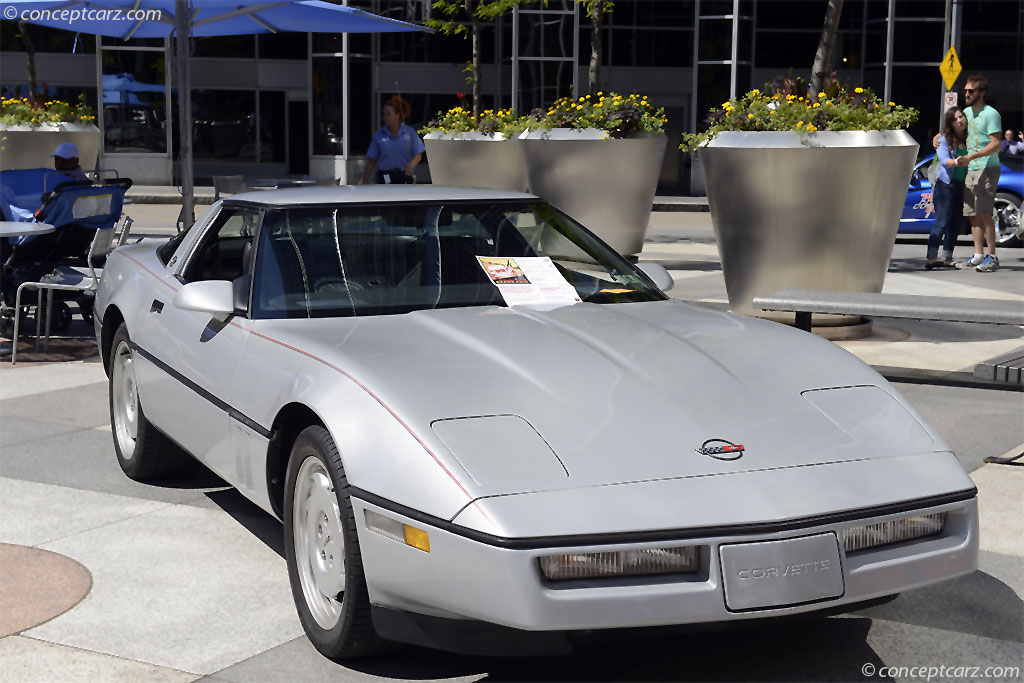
[0, 173, 132, 337]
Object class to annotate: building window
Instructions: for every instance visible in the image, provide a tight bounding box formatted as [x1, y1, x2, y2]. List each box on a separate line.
[101, 48, 168, 153]
[259, 91, 287, 163]
[0, 23, 95, 53]
[193, 35, 256, 59]
[258, 33, 308, 60]
[191, 89, 256, 162]
[312, 57, 344, 156]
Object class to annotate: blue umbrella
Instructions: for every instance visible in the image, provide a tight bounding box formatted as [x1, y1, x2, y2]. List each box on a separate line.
[6, 0, 428, 226]
[4, 0, 423, 38]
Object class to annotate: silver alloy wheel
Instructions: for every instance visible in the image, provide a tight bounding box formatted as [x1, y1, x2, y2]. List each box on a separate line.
[994, 196, 1022, 244]
[292, 455, 346, 630]
[111, 340, 139, 460]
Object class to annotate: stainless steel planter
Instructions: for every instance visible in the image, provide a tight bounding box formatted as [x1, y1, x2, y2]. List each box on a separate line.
[423, 134, 528, 192]
[699, 131, 918, 317]
[524, 133, 667, 257]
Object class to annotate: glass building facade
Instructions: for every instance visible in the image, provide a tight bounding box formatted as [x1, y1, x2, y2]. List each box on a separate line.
[2, 0, 1021, 191]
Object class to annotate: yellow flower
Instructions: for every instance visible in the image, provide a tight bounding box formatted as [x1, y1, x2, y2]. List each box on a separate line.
[805, 124, 817, 132]
[812, 102, 820, 108]
[797, 120, 804, 127]
[854, 87, 864, 94]
[750, 89, 760, 96]
[747, 113, 754, 119]
[888, 101, 895, 106]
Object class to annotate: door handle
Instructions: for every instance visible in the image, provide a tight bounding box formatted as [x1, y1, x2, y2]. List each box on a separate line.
[150, 300, 164, 314]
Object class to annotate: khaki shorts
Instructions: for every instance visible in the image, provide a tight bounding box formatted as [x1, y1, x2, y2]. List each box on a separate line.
[963, 166, 1000, 216]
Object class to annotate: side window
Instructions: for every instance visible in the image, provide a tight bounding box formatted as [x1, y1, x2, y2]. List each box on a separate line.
[182, 207, 260, 283]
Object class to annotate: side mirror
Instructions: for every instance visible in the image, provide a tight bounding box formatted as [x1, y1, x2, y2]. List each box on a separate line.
[173, 280, 235, 322]
[635, 262, 674, 292]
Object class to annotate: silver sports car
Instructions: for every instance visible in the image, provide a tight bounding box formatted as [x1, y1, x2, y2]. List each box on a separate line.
[94, 186, 978, 659]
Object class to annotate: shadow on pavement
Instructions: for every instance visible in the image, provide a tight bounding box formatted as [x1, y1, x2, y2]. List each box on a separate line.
[205, 486, 286, 559]
[851, 570, 1024, 643]
[339, 616, 886, 682]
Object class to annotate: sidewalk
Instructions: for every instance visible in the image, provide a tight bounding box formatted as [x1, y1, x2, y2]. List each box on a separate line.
[0, 360, 1021, 681]
[0, 202, 1021, 680]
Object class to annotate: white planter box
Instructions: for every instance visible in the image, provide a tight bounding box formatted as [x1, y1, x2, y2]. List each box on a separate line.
[699, 130, 918, 317]
[0, 123, 101, 172]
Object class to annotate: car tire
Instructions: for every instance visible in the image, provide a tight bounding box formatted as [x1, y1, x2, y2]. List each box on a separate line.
[994, 192, 1022, 248]
[284, 425, 381, 660]
[108, 323, 192, 480]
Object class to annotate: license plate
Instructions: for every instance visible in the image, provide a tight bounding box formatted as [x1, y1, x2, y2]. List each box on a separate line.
[720, 533, 844, 611]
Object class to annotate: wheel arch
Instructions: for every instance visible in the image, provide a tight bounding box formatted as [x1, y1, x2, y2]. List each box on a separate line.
[266, 402, 327, 519]
[101, 305, 126, 376]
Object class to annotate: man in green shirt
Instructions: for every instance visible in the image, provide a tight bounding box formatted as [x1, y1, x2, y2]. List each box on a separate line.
[956, 74, 1002, 272]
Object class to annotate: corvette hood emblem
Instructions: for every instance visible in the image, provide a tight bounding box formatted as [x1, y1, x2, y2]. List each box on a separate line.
[695, 439, 745, 460]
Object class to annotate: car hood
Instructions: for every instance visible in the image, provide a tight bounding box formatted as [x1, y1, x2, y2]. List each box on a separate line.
[259, 301, 943, 498]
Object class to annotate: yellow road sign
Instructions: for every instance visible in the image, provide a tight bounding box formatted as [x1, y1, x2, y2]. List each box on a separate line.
[939, 46, 962, 91]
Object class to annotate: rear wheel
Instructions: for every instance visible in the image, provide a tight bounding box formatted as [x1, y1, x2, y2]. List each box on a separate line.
[994, 192, 1022, 247]
[108, 323, 191, 480]
[284, 425, 381, 660]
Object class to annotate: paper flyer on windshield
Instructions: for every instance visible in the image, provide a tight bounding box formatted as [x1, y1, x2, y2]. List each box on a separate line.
[476, 256, 582, 308]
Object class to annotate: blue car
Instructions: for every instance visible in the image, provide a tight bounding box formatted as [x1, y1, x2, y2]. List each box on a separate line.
[900, 152, 1023, 247]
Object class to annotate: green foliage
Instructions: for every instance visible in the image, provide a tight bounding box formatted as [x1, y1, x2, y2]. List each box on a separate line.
[680, 85, 918, 153]
[577, 0, 614, 16]
[427, 0, 535, 35]
[0, 94, 96, 127]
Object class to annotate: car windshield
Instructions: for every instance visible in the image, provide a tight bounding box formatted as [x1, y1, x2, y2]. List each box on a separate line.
[250, 200, 666, 319]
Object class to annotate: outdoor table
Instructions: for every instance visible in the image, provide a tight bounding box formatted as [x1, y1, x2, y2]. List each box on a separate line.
[1, 222, 56, 356]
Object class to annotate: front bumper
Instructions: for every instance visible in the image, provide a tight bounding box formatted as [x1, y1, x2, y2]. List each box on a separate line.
[351, 492, 978, 633]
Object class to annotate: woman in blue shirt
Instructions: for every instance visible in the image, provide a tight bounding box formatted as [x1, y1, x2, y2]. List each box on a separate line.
[360, 97, 425, 184]
[926, 107, 968, 269]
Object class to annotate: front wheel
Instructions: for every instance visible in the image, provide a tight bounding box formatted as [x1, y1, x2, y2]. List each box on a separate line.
[994, 192, 1022, 247]
[284, 425, 380, 660]
[108, 323, 191, 480]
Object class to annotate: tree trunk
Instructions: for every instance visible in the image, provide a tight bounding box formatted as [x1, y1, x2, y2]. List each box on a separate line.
[471, 16, 482, 117]
[588, 0, 604, 93]
[18, 21, 39, 100]
[809, 0, 844, 97]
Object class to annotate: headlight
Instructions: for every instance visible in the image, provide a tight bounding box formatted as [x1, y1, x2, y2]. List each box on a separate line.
[538, 546, 700, 581]
[843, 513, 946, 552]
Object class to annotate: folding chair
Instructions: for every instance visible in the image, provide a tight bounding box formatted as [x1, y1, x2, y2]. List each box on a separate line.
[11, 224, 116, 364]
[213, 175, 250, 201]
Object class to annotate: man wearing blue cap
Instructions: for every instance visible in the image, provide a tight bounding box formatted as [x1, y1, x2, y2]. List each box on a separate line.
[52, 142, 89, 183]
